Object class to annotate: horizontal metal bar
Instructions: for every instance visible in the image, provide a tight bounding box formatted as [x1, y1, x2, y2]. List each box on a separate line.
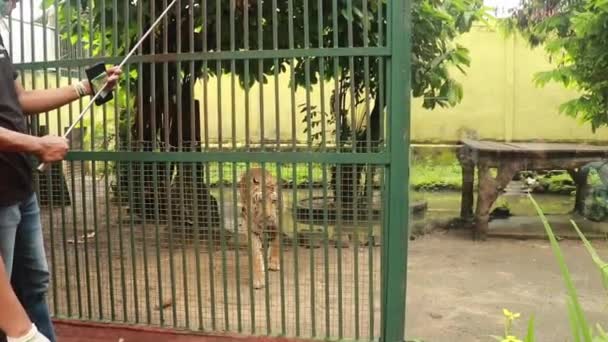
[15, 47, 390, 70]
[64, 151, 390, 164]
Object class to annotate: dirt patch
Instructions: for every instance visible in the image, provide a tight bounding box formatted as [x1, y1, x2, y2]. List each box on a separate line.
[39, 177, 608, 341]
[406, 230, 608, 342]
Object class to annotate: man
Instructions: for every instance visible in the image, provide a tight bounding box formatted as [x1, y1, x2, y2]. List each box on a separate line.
[0, 0, 121, 340]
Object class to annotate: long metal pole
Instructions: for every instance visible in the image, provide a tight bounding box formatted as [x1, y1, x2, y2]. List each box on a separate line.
[37, 0, 178, 172]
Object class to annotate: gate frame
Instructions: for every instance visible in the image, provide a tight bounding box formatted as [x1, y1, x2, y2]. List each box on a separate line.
[381, 1, 411, 341]
[14, 0, 412, 340]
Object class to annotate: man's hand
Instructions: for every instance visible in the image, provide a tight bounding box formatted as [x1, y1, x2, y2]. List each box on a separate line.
[83, 66, 123, 95]
[34, 136, 69, 163]
[7, 324, 50, 342]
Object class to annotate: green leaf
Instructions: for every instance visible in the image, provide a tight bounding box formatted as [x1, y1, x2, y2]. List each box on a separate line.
[597, 0, 608, 11]
[528, 194, 593, 342]
[524, 315, 536, 342]
[570, 220, 608, 292]
[567, 299, 582, 342]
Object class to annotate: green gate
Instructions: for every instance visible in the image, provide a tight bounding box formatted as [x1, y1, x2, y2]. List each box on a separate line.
[12, 0, 409, 340]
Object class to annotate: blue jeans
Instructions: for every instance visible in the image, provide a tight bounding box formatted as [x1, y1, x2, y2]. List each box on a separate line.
[0, 194, 56, 342]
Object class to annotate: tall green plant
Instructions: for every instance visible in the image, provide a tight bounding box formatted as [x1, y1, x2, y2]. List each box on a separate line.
[500, 194, 608, 341]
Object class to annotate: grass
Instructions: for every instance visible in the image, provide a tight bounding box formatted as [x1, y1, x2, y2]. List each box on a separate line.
[89, 148, 601, 195]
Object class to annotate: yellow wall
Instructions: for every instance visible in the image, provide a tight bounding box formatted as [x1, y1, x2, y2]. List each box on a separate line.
[411, 26, 608, 143]
[23, 25, 608, 146]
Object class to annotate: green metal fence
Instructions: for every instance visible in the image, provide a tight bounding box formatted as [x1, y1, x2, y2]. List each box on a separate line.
[11, 0, 409, 340]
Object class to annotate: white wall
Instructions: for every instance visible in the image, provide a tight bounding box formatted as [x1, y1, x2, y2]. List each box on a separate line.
[0, 17, 57, 63]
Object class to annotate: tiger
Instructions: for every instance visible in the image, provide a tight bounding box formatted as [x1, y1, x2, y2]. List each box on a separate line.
[238, 167, 281, 289]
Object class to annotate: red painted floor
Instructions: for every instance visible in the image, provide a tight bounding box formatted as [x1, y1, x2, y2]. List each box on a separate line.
[54, 320, 309, 342]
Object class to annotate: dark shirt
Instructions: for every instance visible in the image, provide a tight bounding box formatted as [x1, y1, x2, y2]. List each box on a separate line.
[0, 35, 34, 207]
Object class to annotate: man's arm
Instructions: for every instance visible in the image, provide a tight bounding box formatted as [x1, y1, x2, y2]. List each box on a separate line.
[0, 256, 51, 341]
[15, 66, 121, 115]
[15, 82, 80, 116]
[0, 127, 69, 162]
[0, 126, 43, 154]
[0, 255, 32, 338]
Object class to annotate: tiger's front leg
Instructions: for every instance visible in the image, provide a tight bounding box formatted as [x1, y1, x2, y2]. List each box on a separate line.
[267, 235, 281, 271]
[251, 234, 266, 289]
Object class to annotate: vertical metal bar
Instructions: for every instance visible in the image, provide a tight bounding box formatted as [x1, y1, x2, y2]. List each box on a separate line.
[349, 4, 361, 335]
[56, 0, 71, 317]
[179, 159, 189, 329]
[202, 0, 216, 330]
[276, 163, 286, 335]
[123, 0, 140, 324]
[243, 1, 251, 151]
[302, 2, 317, 335]
[147, 0, 164, 327]
[205, 163, 216, 331]
[347, 0, 356, 152]
[150, 0, 157, 153]
[219, 167, 229, 330]
[307, 163, 316, 337]
[28, 0, 36, 134]
[362, 2, 375, 338]
[257, 0, 264, 150]
[152, 155, 164, 327]
[85, 0, 104, 320]
[331, 1, 343, 338]
[202, 0, 209, 152]
[63, 0, 83, 318]
[39, 0, 57, 316]
[381, 0, 410, 340]
[189, 0, 203, 323]
[344, 2, 362, 332]
[228, 1, 238, 329]
[291, 162, 300, 336]
[230, 0, 236, 151]
[317, 0, 327, 152]
[174, 0, 190, 330]
[231, 162, 242, 332]
[73, 0, 93, 319]
[272, 0, 280, 150]
[161, 0, 178, 327]
[363, 0, 371, 153]
[244, 162, 255, 333]
[288, 0, 296, 151]
[98, 0, 115, 320]
[367, 163, 374, 338]
[261, 163, 271, 334]
[287, 0, 300, 332]
[207, 3, 218, 328]
[187, 0, 202, 330]
[7, 4, 11, 59]
[18, 0, 23, 63]
[322, 163, 330, 338]
[332, 0, 341, 152]
[216, 0, 223, 151]
[110, 0, 128, 322]
[378, 0, 385, 150]
[135, 0, 151, 325]
[314, 3, 330, 337]
[192, 162, 204, 330]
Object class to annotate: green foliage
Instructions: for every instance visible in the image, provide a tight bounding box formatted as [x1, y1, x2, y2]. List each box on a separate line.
[504, 0, 608, 131]
[45, 0, 487, 115]
[412, 0, 488, 110]
[45, 0, 487, 213]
